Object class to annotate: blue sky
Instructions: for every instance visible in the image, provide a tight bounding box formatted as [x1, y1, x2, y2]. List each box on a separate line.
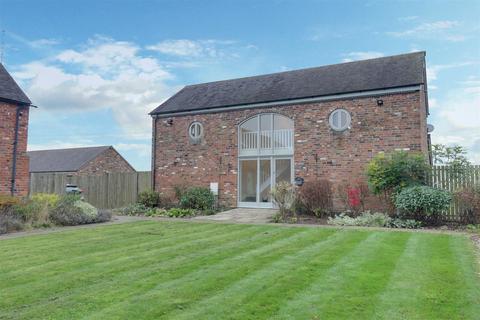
[1, 0, 479, 170]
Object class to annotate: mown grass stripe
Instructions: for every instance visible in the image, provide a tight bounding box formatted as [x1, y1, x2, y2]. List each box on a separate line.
[0, 224, 270, 312]
[448, 236, 480, 319]
[1, 221, 479, 320]
[272, 231, 410, 319]
[79, 228, 334, 319]
[9, 225, 308, 320]
[88, 229, 346, 320]
[0, 221, 236, 283]
[0, 221, 212, 268]
[170, 230, 376, 320]
[371, 233, 479, 320]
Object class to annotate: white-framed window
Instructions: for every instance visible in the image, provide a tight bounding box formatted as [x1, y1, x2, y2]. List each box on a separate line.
[239, 113, 294, 156]
[188, 121, 203, 140]
[329, 109, 351, 132]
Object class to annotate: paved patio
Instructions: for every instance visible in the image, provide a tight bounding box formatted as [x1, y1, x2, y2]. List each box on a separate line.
[193, 208, 278, 223]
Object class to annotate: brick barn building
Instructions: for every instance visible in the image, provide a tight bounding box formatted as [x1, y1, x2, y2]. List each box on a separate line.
[0, 63, 31, 196]
[150, 52, 430, 209]
[28, 146, 135, 175]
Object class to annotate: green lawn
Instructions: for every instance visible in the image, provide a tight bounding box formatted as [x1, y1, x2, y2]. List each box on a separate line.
[0, 221, 479, 319]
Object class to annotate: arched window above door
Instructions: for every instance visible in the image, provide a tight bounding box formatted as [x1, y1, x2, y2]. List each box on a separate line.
[239, 114, 294, 156]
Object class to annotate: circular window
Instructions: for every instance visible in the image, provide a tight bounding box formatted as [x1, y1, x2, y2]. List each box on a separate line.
[188, 121, 203, 139]
[329, 109, 351, 132]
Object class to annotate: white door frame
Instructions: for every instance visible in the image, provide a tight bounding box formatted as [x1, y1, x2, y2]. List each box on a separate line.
[237, 156, 293, 208]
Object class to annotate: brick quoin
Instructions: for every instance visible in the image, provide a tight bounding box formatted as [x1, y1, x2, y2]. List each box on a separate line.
[0, 102, 30, 196]
[153, 91, 429, 210]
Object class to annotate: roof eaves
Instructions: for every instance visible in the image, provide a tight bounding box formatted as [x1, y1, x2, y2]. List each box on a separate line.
[150, 84, 423, 116]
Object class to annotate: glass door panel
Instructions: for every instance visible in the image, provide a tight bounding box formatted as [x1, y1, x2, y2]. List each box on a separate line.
[275, 159, 292, 184]
[240, 160, 257, 202]
[259, 159, 271, 203]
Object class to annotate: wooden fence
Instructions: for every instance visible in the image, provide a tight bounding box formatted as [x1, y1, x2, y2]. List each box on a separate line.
[429, 165, 480, 222]
[29, 172, 152, 209]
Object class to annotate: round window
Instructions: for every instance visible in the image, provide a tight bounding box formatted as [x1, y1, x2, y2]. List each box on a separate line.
[188, 121, 203, 139]
[328, 109, 351, 132]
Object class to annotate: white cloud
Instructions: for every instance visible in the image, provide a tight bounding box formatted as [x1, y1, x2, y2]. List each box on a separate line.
[146, 39, 237, 58]
[430, 80, 480, 163]
[342, 51, 385, 62]
[387, 20, 465, 42]
[14, 36, 178, 139]
[427, 62, 474, 83]
[115, 143, 151, 157]
[30, 38, 60, 48]
[398, 16, 419, 22]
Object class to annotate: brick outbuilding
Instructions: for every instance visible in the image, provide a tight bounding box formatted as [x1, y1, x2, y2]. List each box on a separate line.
[28, 146, 135, 175]
[0, 63, 31, 196]
[150, 52, 431, 210]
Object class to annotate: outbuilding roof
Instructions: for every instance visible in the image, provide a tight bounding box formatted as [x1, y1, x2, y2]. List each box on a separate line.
[28, 146, 112, 173]
[150, 52, 426, 115]
[0, 63, 31, 105]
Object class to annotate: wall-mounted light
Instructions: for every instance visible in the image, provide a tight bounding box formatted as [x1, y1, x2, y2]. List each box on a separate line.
[164, 118, 173, 126]
[376, 99, 384, 106]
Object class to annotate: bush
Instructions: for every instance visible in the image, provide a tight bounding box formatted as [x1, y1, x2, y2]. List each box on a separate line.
[0, 195, 21, 208]
[137, 190, 160, 208]
[163, 208, 196, 218]
[159, 193, 177, 209]
[389, 218, 422, 229]
[179, 187, 215, 211]
[337, 180, 370, 215]
[271, 181, 296, 220]
[119, 203, 150, 216]
[455, 184, 480, 224]
[31, 193, 59, 207]
[366, 151, 428, 195]
[298, 180, 333, 217]
[328, 211, 392, 227]
[0, 207, 25, 234]
[49, 195, 109, 226]
[394, 186, 451, 223]
[29, 193, 59, 227]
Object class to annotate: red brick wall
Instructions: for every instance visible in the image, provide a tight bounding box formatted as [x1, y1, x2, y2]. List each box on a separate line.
[77, 147, 135, 175]
[153, 91, 428, 210]
[0, 102, 30, 196]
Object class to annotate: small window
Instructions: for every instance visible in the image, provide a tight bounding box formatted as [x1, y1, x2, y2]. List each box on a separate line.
[329, 109, 351, 132]
[189, 122, 203, 139]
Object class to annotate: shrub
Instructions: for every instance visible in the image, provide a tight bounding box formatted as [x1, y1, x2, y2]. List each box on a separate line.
[74, 200, 98, 218]
[0, 195, 21, 208]
[173, 181, 189, 201]
[455, 184, 480, 224]
[49, 195, 109, 226]
[96, 209, 113, 222]
[0, 207, 25, 234]
[137, 190, 160, 208]
[328, 211, 392, 227]
[31, 193, 59, 207]
[163, 208, 196, 218]
[337, 180, 370, 215]
[394, 186, 452, 223]
[119, 203, 150, 216]
[159, 193, 177, 209]
[179, 187, 215, 211]
[389, 218, 422, 229]
[298, 180, 333, 217]
[29, 193, 59, 227]
[271, 181, 296, 220]
[366, 151, 428, 196]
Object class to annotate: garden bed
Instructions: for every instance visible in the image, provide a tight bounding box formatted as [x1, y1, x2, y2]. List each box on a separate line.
[0, 193, 111, 235]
